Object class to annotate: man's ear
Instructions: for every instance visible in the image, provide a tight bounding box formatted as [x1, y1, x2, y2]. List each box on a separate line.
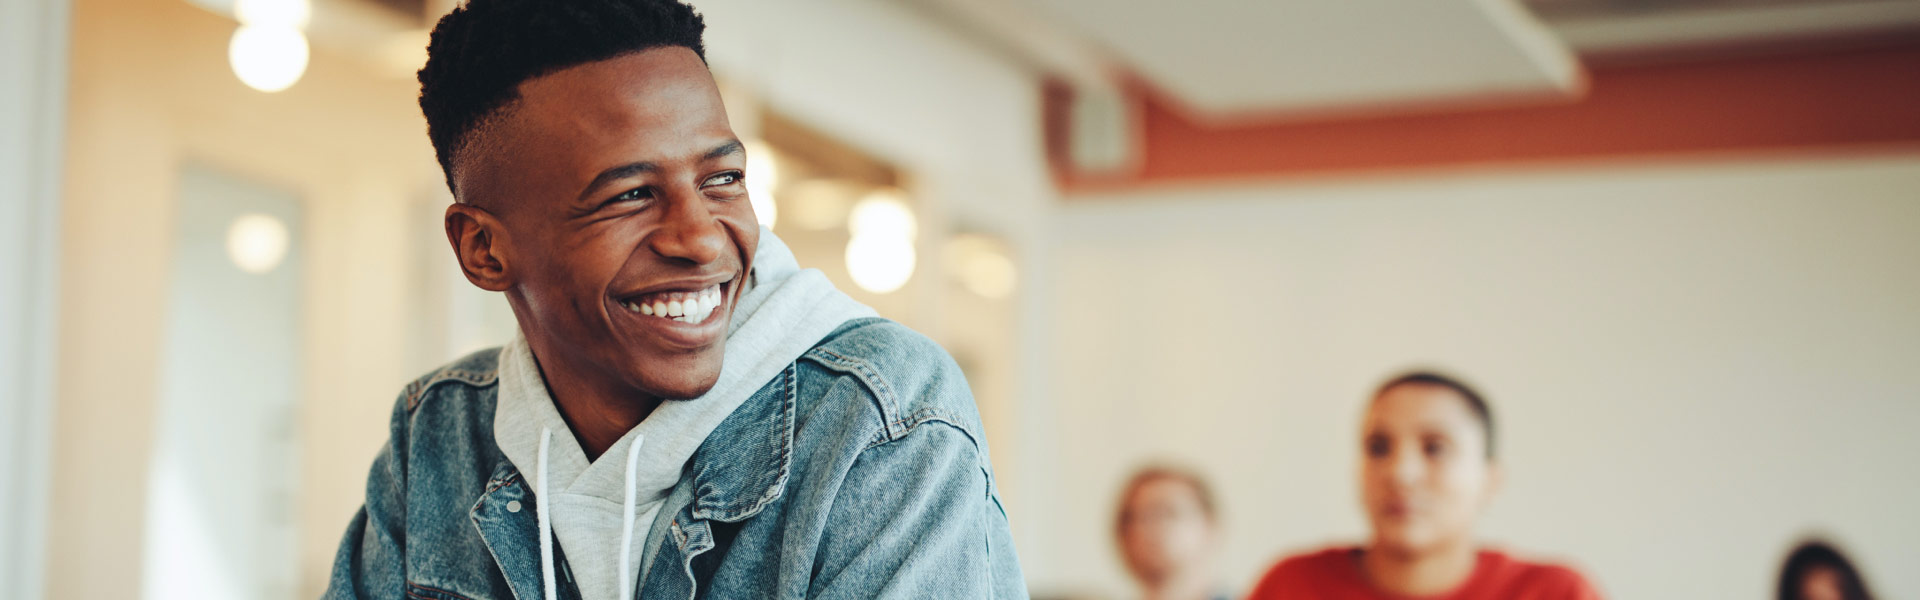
[445, 202, 514, 292]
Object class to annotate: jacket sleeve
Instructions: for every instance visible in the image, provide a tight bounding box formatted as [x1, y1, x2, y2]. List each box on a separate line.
[807, 421, 1028, 600]
[322, 395, 411, 599]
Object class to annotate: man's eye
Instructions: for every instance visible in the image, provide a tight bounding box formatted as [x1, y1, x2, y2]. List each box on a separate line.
[1365, 437, 1391, 458]
[703, 172, 742, 187]
[610, 187, 653, 203]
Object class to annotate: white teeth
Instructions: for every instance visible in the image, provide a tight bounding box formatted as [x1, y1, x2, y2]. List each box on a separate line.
[630, 283, 727, 322]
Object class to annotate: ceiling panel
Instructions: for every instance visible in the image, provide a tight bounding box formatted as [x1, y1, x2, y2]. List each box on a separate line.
[1026, 0, 1583, 117]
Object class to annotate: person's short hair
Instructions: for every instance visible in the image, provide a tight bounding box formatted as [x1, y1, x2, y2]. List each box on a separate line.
[1114, 465, 1218, 536]
[1778, 539, 1875, 600]
[417, 0, 709, 194]
[1373, 370, 1496, 460]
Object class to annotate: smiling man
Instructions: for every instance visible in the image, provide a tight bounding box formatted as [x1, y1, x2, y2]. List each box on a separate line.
[322, 1, 1024, 598]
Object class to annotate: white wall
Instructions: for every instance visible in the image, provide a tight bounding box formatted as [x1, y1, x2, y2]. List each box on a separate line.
[0, 0, 69, 597]
[1033, 153, 1920, 599]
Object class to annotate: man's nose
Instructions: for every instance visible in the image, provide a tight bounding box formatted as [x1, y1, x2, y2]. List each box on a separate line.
[648, 188, 725, 265]
[1390, 448, 1424, 486]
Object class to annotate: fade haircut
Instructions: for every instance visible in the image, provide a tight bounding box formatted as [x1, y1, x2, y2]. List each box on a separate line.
[417, 0, 708, 195]
[1374, 371, 1496, 460]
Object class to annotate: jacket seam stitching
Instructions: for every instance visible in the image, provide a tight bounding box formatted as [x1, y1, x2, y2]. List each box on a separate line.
[861, 410, 981, 451]
[404, 368, 499, 412]
[482, 472, 522, 496]
[860, 417, 1000, 505]
[802, 346, 903, 440]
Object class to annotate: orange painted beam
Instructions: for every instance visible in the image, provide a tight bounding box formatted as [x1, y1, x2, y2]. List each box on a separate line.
[1049, 42, 1920, 191]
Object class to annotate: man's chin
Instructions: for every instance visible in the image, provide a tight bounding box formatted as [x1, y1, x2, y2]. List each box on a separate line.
[620, 346, 726, 400]
[636, 372, 723, 401]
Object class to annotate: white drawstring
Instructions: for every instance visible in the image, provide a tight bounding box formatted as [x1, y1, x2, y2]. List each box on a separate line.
[618, 433, 647, 599]
[533, 427, 647, 600]
[537, 427, 556, 600]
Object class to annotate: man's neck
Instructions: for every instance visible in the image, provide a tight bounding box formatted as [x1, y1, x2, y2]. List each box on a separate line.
[525, 339, 661, 461]
[1360, 539, 1478, 597]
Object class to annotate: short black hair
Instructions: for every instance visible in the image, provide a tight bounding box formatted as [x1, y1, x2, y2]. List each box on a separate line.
[1374, 370, 1496, 460]
[1778, 539, 1875, 600]
[417, 0, 708, 194]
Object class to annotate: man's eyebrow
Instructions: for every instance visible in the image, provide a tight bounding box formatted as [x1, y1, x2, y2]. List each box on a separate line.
[577, 161, 659, 204]
[704, 139, 745, 162]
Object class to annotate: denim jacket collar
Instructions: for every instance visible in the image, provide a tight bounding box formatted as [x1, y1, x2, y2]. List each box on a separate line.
[683, 362, 795, 523]
[466, 363, 797, 599]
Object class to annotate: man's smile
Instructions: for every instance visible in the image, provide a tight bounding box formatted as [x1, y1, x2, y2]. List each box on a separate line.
[611, 276, 735, 350]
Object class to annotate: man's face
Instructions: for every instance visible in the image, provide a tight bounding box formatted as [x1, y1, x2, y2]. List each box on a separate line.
[453, 47, 759, 401]
[1798, 567, 1846, 600]
[1118, 477, 1215, 584]
[1359, 384, 1497, 556]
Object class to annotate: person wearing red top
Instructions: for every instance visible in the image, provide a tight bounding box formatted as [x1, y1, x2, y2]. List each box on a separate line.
[1248, 372, 1602, 600]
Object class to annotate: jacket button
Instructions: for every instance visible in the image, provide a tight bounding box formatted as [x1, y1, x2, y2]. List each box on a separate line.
[507, 500, 522, 513]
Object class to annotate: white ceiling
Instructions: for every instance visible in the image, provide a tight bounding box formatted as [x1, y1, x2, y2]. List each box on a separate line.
[1020, 0, 1584, 118]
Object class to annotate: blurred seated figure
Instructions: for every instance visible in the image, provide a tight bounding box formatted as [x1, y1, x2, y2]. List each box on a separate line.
[1116, 466, 1229, 600]
[1777, 539, 1876, 600]
[1248, 372, 1602, 600]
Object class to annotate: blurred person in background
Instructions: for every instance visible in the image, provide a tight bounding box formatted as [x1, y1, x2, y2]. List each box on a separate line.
[1248, 371, 1601, 599]
[322, 0, 1024, 598]
[1115, 466, 1230, 600]
[1777, 539, 1876, 600]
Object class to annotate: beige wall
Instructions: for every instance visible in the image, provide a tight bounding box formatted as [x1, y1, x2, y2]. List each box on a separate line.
[1029, 152, 1920, 598]
[52, 0, 438, 597]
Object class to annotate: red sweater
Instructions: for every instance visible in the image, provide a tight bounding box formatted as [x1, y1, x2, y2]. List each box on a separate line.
[1247, 547, 1602, 600]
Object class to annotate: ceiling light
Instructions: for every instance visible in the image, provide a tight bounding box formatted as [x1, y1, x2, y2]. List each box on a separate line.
[234, 0, 309, 28]
[846, 234, 915, 294]
[848, 190, 916, 241]
[226, 214, 290, 274]
[844, 190, 918, 294]
[229, 26, 308, 93]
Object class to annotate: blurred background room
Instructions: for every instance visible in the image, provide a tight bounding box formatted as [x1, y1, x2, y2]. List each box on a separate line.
[2, 0, 1917, 598]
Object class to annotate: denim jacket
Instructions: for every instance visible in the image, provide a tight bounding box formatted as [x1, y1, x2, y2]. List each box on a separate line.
[324, 318, 1026, 599]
